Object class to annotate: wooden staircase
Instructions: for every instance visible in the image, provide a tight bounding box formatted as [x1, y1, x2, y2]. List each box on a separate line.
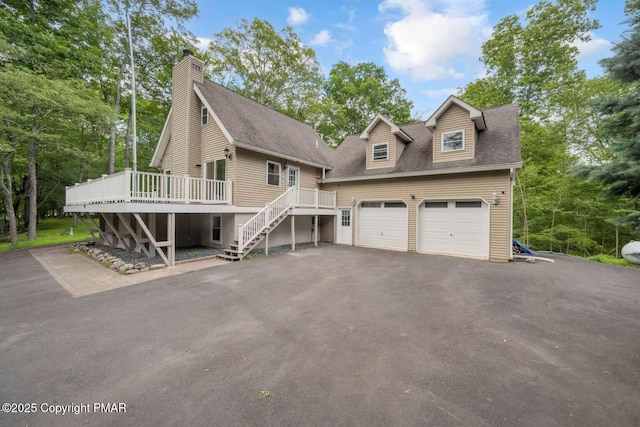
[217, 210, 290, 261]
[217, 187, 297, 262]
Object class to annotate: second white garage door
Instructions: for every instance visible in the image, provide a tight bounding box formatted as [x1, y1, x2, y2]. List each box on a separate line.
[358, 201, 408, 251]
[418, 200, 489, 259]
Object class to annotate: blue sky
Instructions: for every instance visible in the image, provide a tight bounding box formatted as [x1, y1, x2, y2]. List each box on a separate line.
[187, 0, 628, 117]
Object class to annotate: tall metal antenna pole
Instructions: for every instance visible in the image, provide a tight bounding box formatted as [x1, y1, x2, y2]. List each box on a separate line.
[127, 12, 137, 171]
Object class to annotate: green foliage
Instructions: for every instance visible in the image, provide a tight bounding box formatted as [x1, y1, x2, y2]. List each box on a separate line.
[579, 0, 640, 237]
[466, 0, 599, 118]
[588, 254, 640, 268]
[0, 218, 92, 252]
[206, 18, 324, 123]
[320, 62, 414, 146]
[461, 0, 632, 257]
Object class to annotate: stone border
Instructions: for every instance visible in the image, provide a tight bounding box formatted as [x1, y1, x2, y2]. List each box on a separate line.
[70, 242, 166, 274]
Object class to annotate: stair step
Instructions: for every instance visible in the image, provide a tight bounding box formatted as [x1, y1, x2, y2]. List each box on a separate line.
[224, 248, 242, 255]
[217, 253, 241, 261]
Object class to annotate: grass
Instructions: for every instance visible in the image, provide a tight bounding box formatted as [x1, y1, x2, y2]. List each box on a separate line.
[0, 217, 93, 252]
[587, 254, 640, 268]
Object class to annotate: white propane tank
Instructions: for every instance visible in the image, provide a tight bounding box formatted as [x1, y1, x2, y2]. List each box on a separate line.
[621, 241, 640, 265]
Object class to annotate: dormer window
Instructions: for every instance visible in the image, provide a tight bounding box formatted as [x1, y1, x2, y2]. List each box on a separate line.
[201, 107, 208, 125]
[442, 130, 464, 152]
[372, 143, 389, 161]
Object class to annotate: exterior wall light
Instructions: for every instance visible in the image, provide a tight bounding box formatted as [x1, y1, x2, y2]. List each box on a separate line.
[492, 192, 499, 205]
[224, 147, 232, 160]
[283, 161, 289, 170]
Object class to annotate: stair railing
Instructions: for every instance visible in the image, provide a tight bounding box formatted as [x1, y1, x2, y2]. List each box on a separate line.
[237, 187, 297, 254]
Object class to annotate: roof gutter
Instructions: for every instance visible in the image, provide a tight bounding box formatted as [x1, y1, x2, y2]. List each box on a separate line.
[320, 162, 523, 183]
[233, 140, 333, 170]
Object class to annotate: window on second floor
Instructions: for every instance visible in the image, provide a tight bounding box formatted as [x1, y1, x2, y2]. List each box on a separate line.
[266, 161, 281, 186]
[201, 107, 208, 125]
[442, 130, 464, 152]
[372, 143, 389, 161]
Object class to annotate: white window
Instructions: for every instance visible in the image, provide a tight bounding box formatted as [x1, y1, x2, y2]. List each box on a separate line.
[442, 130, 464, 152]
[201, 107, 208, 125]
[266, 161, 281, 186]
[372, 143, 389, 161]
[205, 159, 225, 181]
[341, 209, 351, 227]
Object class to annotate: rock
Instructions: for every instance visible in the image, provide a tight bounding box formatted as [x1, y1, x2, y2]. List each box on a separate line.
[140, 267, 150, 272]
[118, 267, 127, 274]
[126, 269, 139, 274]
[124, 263, 134, 270]
[526, 258, 536, 264]
[134, 262, 146, 269]
[150, 264, 166, 270]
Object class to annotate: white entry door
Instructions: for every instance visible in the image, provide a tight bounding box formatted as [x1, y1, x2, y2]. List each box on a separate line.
[336, 208, 352, 245]
[287, 166, 300, 187]
[418, 200, 489, 259]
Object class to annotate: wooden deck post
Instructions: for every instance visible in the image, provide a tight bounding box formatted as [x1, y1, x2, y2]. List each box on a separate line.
[149, 213, 156, 256]
[291, 215, 296, 251]
[314, 215, 318, 247]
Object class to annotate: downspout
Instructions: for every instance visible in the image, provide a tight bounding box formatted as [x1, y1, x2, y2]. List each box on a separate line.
[510, 168, 516, 260]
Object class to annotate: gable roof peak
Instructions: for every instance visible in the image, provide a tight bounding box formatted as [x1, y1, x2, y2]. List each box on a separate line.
[425, 95, 486, 131]
[359, 113, 413, 142]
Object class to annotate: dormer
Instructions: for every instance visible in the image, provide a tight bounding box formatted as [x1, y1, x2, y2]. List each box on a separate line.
[360, 114, 412, 170]
[425, 96, 485, 163]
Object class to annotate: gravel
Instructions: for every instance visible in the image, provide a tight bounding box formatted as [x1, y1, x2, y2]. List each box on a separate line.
[92, 245, 223, 266]
[88, 242, 331, 265]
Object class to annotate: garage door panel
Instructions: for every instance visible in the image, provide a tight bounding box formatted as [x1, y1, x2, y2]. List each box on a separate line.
[419, 200, 489, 259]
[358, 202, 408, 251]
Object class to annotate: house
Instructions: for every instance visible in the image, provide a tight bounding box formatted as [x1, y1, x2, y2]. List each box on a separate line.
[64, 50, 521, 265]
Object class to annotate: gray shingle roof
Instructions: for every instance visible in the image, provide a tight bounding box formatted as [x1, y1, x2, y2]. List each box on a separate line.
[326, 103, 521, 180]
[196, 80, 334, 168]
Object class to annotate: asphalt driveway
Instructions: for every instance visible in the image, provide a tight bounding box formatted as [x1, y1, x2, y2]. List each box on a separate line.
[1, 246, 639, 426]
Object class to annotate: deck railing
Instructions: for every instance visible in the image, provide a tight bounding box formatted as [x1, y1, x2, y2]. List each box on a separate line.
[237, 187, 336, 253]
[65, 168, 232, 205]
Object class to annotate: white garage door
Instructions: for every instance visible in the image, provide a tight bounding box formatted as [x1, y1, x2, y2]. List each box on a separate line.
[418, 200, 489, 259]
[358, 201, 408, 251]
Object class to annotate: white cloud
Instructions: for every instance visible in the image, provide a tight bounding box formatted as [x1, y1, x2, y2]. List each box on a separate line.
[287, 7, 310, 26]
[195, 37, 212, 52]
[571, 32, 612, 60]
[379, 0, 492, 81]
[310, 29, 332, 47]
[421, 87, 459, 98]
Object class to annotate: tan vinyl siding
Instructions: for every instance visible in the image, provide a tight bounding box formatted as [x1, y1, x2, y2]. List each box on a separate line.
[319, 216, 334, 242]
[170, 55, 204, 176]
[161, 139, 172, 171]
[200, 113, 235, 182]
[433, 104, 475, 163]
[187, 97, 202, 178]
[366, 122, 396, 169]
[233, 148, 320, 207]
[321, 170, 512, 261]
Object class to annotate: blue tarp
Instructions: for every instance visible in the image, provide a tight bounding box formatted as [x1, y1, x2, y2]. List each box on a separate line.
[513, 239, 535, 255]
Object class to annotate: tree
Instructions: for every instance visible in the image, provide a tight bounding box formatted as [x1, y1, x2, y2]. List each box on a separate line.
[100, 0, 198, 174]
[463, 0, 599, 119]
[207, 18, 324, 123]
[320, 62, 414, 146]
[459, 0, 603, 250]
[581, 0, 640, 237]
[0, 0, 112, 242]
